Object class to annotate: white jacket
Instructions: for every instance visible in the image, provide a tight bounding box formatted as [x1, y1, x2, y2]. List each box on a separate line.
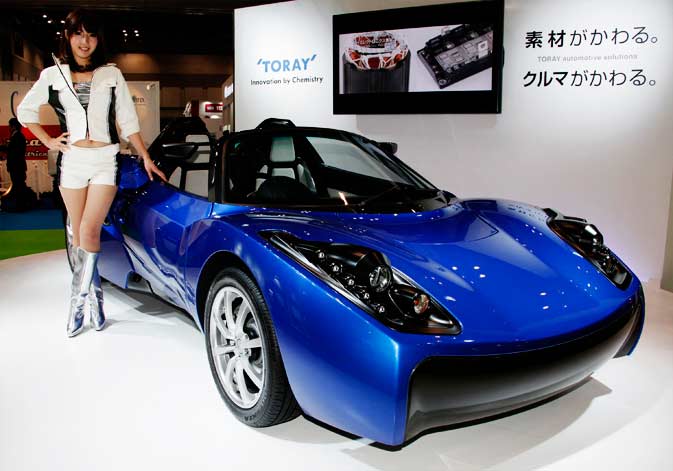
[17, 61, 140, 144]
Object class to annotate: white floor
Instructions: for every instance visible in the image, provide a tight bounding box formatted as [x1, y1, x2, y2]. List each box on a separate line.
[0, 250, 671, 471]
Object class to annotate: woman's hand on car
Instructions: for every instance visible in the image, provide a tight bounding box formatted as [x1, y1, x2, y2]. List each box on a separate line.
[140, 152, 167, 182]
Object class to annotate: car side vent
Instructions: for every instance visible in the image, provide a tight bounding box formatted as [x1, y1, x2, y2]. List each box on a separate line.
[256, 118, 296, 130]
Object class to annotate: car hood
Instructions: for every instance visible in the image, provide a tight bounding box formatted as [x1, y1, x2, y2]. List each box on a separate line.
[233, 199, 639, 348]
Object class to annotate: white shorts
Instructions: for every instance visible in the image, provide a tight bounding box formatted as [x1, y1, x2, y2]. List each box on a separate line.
[58, 144, 121, 189]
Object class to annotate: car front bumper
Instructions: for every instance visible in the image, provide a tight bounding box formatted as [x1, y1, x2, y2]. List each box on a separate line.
[404, 286, 644, 442]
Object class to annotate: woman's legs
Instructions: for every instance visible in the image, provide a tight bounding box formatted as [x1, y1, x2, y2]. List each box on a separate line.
[79, 184, 117, 252]
[59, 183, 117, 335]
[59, 141, 120, 335]
[60, 186, 88, 336]
[80, 184, 117, 331]
[60, 186, 88, 248]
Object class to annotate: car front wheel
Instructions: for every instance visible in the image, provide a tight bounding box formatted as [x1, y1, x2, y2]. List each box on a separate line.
[204, 267, 300, 426]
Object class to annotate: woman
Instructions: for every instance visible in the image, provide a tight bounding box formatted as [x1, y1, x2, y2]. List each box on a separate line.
[17, 9, 166, 337]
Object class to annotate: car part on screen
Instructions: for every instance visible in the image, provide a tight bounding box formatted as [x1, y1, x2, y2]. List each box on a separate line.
[545, 209, 632, 289]
[345, 31, 409, 70]
[417, 24, 494, 89]
[264, 231, 460, 335]
[343, 31, 410, 93]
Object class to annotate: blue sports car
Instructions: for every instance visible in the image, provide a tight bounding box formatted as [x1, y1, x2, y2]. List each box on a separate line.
[70, 117, 644, 446]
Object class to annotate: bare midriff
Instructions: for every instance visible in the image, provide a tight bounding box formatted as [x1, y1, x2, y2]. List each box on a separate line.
[72, 140, 109, 148]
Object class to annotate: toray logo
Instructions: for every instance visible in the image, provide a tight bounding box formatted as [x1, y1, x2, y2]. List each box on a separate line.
[257, 54, 317, 73]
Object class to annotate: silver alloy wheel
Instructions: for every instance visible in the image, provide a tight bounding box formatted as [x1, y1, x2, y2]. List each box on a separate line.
[65, 215, 77, 271]
[209, 286, 265, 409]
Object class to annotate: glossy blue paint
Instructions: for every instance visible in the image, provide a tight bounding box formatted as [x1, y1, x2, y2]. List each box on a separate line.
[98, 217, 134, 288]
[127, 183, 211, 309]
[117, 156, 149, 191]
[99, 156, 643, 446]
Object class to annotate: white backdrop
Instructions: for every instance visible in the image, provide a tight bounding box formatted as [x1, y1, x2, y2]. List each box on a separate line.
[235, 0, 673, 282]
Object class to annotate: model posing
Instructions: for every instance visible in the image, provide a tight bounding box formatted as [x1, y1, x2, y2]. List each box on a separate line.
[17, 9, 166, 337]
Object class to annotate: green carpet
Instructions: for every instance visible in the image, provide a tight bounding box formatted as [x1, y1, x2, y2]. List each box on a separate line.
[0, 229, 65, 260]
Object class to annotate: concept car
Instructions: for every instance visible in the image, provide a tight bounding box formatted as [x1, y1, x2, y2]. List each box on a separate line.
[70, 117, 644, 446]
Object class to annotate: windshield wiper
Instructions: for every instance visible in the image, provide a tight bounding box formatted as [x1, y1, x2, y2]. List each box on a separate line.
[355, 185, 445, 211]
[355, 184, 407, 209]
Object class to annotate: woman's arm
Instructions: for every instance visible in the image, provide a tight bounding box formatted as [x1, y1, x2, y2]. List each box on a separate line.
[113, 67, 166, 182]
[127, 132, 167, 182]
[24, 123, 70, 152]
[17, 67, 70, 152]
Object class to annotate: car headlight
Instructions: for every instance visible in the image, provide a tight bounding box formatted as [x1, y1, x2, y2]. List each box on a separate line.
[262, 231, 461, 335]
[545, 209, 632, 289]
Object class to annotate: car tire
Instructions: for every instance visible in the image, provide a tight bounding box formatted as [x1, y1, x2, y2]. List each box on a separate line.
[205, 267, 300, 427]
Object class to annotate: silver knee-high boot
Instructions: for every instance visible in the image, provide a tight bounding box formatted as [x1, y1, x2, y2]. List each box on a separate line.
[67, 247, 85, 337]
[66, 247, 98, 337]
[89, 262, 106, 331]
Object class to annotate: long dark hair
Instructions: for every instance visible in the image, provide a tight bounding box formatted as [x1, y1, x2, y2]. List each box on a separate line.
[58, 9, 106, 72]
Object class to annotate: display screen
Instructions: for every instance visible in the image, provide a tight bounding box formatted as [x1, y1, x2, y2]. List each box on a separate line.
[333, 1, 504, 114]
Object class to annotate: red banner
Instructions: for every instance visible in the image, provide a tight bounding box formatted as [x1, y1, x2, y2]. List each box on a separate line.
[0, 125, 62, 160]
[205, 103, 224, 113]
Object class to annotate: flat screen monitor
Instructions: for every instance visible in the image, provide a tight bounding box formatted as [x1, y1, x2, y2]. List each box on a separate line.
[333, 0, 504, 114]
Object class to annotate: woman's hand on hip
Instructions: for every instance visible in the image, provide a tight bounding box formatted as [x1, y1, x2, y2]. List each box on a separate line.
[46, 132, 70, 152]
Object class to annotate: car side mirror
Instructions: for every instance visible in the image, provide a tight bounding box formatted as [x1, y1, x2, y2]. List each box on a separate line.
[378, 141, 398, 155]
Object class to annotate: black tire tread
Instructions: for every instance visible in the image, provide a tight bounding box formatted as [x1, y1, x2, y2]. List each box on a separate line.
[205, 267, 300, 427]
[245, 267, 300, 426]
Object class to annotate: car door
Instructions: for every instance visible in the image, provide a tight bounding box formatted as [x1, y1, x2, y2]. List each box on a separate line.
[120, 176, 212, 310]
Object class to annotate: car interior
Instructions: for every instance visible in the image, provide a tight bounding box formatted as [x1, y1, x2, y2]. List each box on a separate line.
[225, 132, 405, 205]
[150, 117, 215, 199]
[166, 134, 211, 198]
[150, 118, 424, 207]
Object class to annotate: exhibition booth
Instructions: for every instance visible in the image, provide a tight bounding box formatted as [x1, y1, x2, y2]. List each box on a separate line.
[1, 1, 672, 470]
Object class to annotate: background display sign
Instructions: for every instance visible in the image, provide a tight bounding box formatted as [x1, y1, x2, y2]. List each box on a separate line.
[0, 125, 61, 160]
[521, 25, 660, 90]
[205, 103, 224, 113]
[250, 53, 324, 88]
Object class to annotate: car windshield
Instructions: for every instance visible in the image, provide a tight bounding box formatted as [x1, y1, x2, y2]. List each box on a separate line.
[223, 129, 450, 213]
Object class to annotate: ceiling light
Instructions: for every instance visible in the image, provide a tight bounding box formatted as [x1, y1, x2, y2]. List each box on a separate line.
[60, 20, 65, 24]
[134, 30, 138, 33]
[43, 14, 47, 18]
[47, 20, 52, 24]
[122, 29, 126, 33]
